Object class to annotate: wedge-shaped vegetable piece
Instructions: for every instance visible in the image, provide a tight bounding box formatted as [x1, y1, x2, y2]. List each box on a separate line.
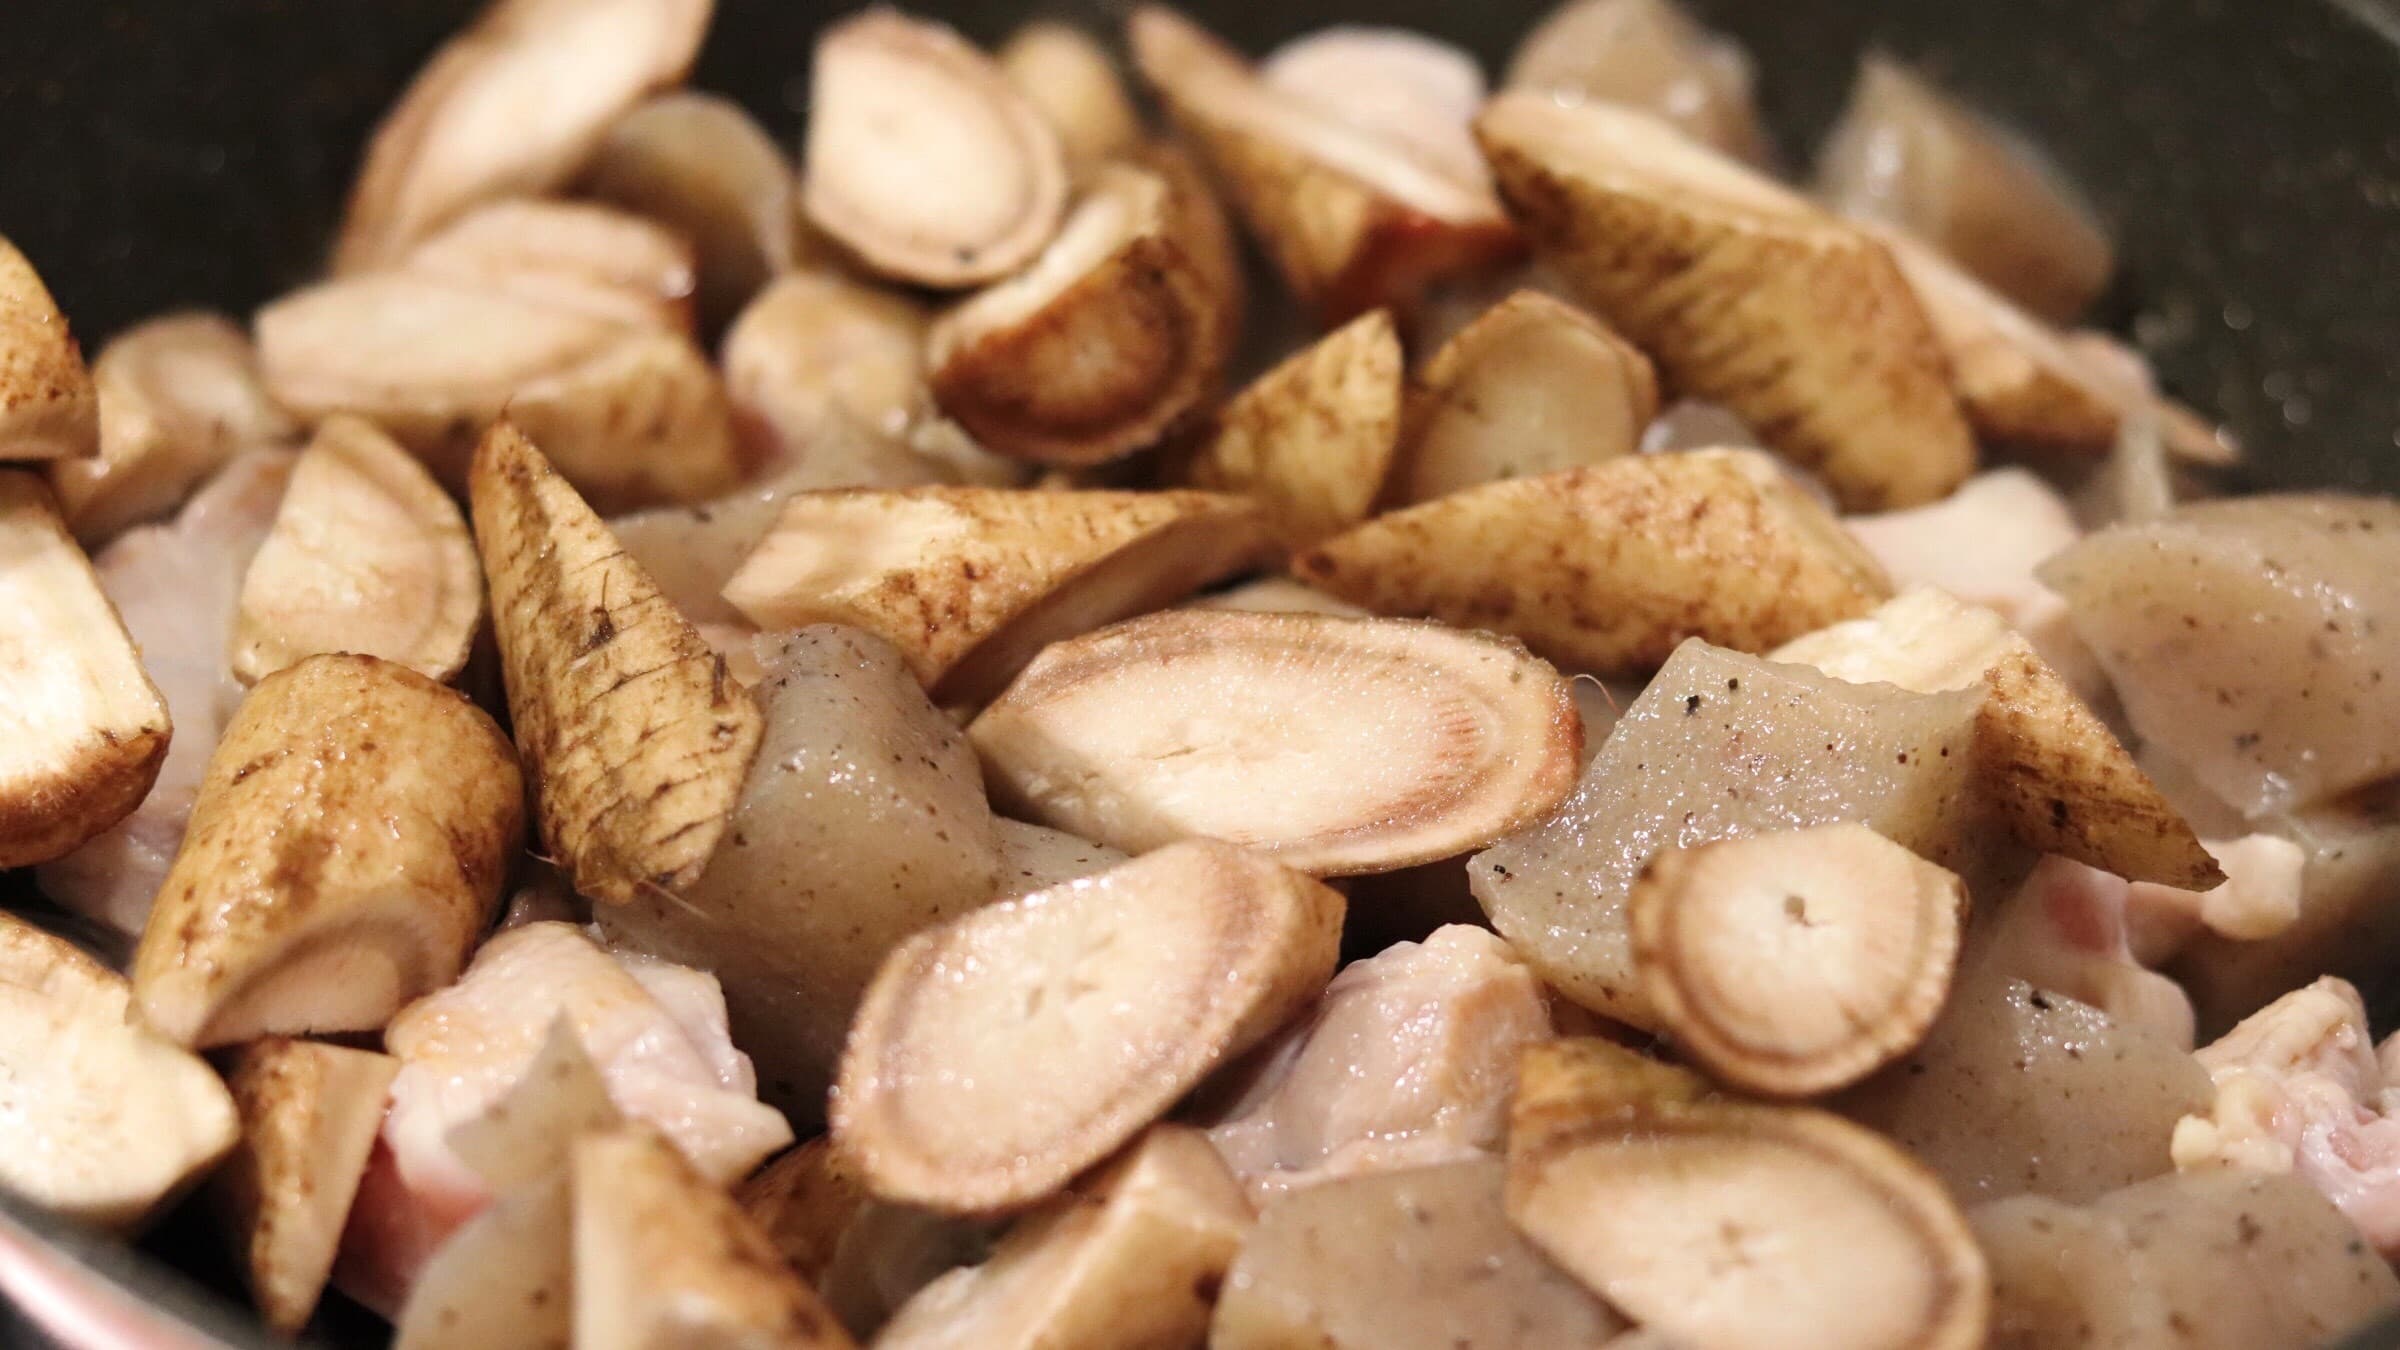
[50, 312, 295, 545]
[0, 914, 236, 1231]
[721, 271, 933, 466]
[1816, 57, 2112, 324]
[2042, 496, 2400, 816]
[231, 415, 481, 684]
[133, 653, 522, 1046]
[1473, 640, 1986, 1027]
[1773, 587, 2222, 889]
[1507, 1038, 1989, 1350]
[1179, 309, 1402, 546]
[992, 819, 1129, 903]
[393, 1170, 573, 1350]
[402, 197, 697, 331]
[581, 92, 801, 332]
[212, 1039, 400, 1335]
[835, 840, 1342, 1213]
[742, 1142, 991, 1340]
[471, 421, 762, 903]
[1258, 27, 1492, 200]
[1477, 94, 1973, 511]
[0, 236, 97, 461]
[255, 273, 739, 511]
[0, 472, 172, 868]
[1387, 289, 1656, 506]
[971, 611, 1581, 875]
[1297, 450, 1890, 678]
[928, 163, 1233, 467]
[739, 1141, 868, 1289]
[332, 0, 712, 271]
[998, 23, 1142, 179]
[1212, 1157, 1626, 1350]
[1631, 823, 1966, 1097]
[801, 11, 1067, 288]
[724, 486, 1272, 704]
[577, 1125, 857, 1350]
[1130, 7, 1517, 323]
[1504, 0, 1768, 164]
[878, 1126, 1250, 1349]
[597, 627, 998, 1116]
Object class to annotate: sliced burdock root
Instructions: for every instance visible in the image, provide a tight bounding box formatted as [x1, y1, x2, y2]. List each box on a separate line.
[1504, 0, 1770, 166]
[802, 11, 1069, 289]
[1507, 1038, 1990, 1350]
[833, 840, 1343, 1214]
[1176, 308, 1404, 547]
[332, 0, 712, 272]
[231, 415, 483, 685]
[928, 163, 1237, 468]
[719, 270, 936, 470]
[1386, 288, 1658, 507]
[1295, 449, 1890, 679]
[0, 472, 171, 869]
[399, 197, 698, 332]
[998, 22, 1144, 180]
[131, 653, 524, 1047]
[721, 485, 1272, 707]
[1258, 27, 1492, 199]
[968, 610, 1581, 875]
[1476, 93, 1973, 511]
[1129, 6, 1519, 324]
[468, 420, 763, 904]
[0, 235, 98, 461]
[1629, 822, 1967, 1097]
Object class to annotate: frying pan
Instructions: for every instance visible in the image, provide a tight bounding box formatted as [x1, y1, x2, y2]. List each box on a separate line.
[2, 0, 2397, 1344]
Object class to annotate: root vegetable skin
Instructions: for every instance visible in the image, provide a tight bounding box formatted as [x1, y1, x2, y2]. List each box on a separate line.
[132, 653, 523, 1047]
[1631, 823, 1967, 1097]
[802, 11, 1069, 288]
[0, 472, 172, 869]
[231, 415, 483, 685]
[969, 610, 1582, 876]
[833, 840, 1344, 1215]
[0, 236, 98, 461]
[1181, 308, 1404, 546]
[469, 420, 763, 904]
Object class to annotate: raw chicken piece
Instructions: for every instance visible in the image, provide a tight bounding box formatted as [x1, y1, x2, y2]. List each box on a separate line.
[1977, 855, 2197, 1051]
[2173, 977, 2400, 1257]
[1203, 925, 1552, 1204]
[335, 922, 790, 1314]
[36, 450, 294, 934]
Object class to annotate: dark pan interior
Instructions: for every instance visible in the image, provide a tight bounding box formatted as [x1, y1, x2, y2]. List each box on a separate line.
[2, 0, 2399, 1346]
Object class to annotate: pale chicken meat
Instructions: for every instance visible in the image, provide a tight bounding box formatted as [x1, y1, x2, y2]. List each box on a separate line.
[2174, 976, 2400, 1258]
[1976, 855, 2198, 1051]
[1203, 925, 1552, 1204]
[36, 450, 293, 934]
[335, 921, 790, 1314]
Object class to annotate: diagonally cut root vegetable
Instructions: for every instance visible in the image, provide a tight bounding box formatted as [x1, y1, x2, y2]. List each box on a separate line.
[212, 1038, 400, 1335]
[1771, 587, 2224, 889]
[1130, 7, 1519, 324]
[1295, 449, 1890, 678]
[998, 23, 1142, 180]
[0, 913, 236, 1231]
[721, 486, 1272, 705]
[1476, 93, 1974, 511]
[1507, 1038, 1990, 1350]
[834, 840, 1343, 1214]
[877, 1125, 1251, 1349]
[970, 611, 1582, 875]
[50, 312, 296, 546]
[1504, 0, 1769, 165]
[0, 236, 98, 461]
[1389, 288, 1658, 506]
[400, 197, 698, 332]
[576, 1125, 858, 1349]
[928, 163, 1235, 467]
[1258, 27, 1491, 199]
[133, 653, 523, 1047]
[254, 272, 740, 511]
[332, 0, 713, 272]
[470, 420, 762, 904]
[1179, 309, 1404, 546]
[579, 92, 802, 333]
[1629, 823, 1967, 1097]
[392, 1170, 573, 1350]
[802, 11, 1068, 288]
[720, 271, 935, 472]
[0, 472, 171, 868]
[232, 415, 482, 684]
